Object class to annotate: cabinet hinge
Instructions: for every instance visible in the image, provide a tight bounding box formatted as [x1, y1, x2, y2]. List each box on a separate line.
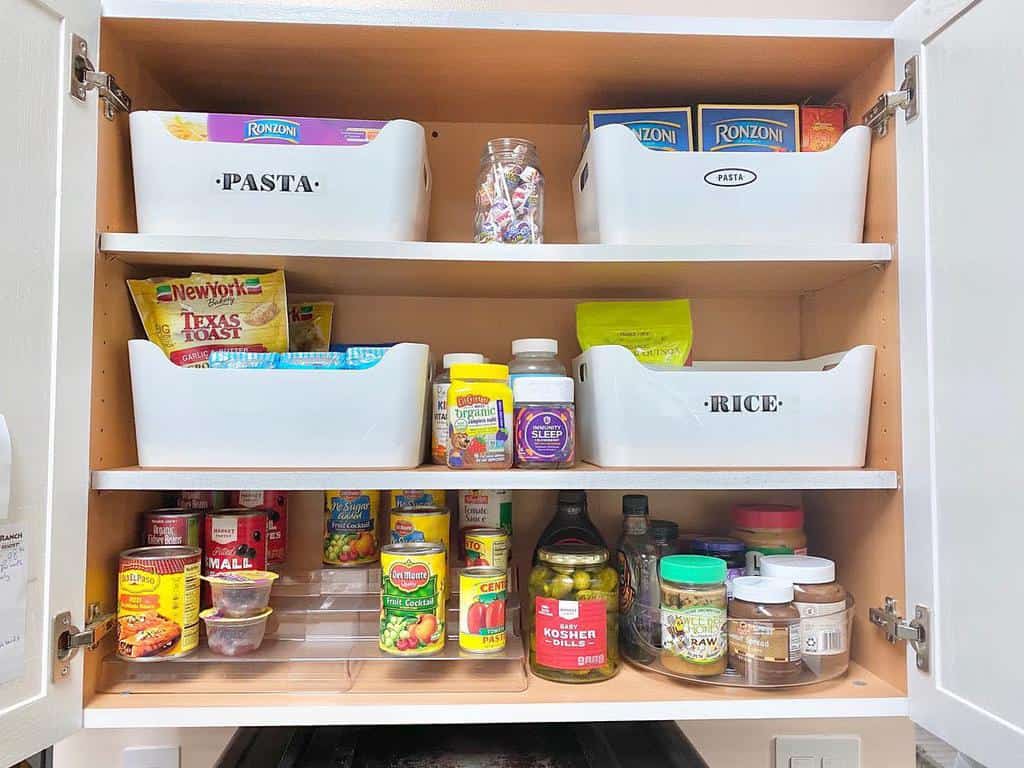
[69, 34, 132, 120]
[862, 55, 919, 137]
[52, 603, 117, 682]
[869, 596, 929, 672]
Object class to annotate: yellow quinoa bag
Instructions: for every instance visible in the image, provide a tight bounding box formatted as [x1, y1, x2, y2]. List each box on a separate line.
[288, 301, 334, 352]
[577, 299, 694, 368]
[127, 271, 289, 367]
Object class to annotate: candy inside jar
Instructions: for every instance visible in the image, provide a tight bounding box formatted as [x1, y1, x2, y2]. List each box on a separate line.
[475, 139, 544, 244]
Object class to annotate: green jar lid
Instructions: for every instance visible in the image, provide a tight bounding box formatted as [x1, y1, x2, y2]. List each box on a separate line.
[660, 554, 727, 584]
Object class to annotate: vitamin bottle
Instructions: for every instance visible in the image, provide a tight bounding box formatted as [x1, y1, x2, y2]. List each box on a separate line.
[508, 338, 566, 383]
[512, 376, 575, 469]
[431, 353, 485, 465]
[446, 363, 513, 469]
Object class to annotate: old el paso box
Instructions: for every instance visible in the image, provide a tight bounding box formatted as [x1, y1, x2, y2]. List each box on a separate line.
[588, 108, 693, 151]
[697, 104, 800, 152]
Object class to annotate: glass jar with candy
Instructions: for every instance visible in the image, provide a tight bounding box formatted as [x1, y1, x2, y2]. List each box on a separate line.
[474, 138, 544, 244]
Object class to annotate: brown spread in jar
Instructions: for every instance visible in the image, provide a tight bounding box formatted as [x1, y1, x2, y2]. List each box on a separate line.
[727, 576, 802, 684]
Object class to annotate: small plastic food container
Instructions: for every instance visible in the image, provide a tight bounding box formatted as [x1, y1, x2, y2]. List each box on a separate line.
[200, 607, 273, 656]
[201, 570, 279, 618]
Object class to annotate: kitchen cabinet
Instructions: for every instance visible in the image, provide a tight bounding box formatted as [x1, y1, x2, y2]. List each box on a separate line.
[1, 0, 1020, 766]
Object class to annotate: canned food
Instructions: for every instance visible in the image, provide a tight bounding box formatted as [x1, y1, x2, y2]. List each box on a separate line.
[380, 542, 446, 655]
[204, 508, 267, 573]
[389, 504, 451, 555]
[324, 490, 380, 567]
[117, 545, 201, 660]
[464, 528, 510, 571]
[230, 491, 288, 569]
[142, 508, 203, 548]
[458, 489, 512, 540]
[459, 566, 507, 653]
[390, 489, 446, 509]
[175, 491, 225, 512]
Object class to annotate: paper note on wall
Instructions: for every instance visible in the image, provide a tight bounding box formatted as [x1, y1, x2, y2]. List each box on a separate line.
[0, 523, 27, 685]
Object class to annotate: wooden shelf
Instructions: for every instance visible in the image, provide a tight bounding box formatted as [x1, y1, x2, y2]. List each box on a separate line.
[91, 463, 898, 491]
[83, 660, 906, 728]
[101, 234, 891, 298]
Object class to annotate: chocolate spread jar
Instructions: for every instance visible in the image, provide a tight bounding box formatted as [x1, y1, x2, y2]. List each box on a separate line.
[727, 576, 802, 684]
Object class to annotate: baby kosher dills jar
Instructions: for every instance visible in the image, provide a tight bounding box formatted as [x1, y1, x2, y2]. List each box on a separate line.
[528, 544, 620, 683]
[380, 542, 446, 655]
[204, 508, 267, 573]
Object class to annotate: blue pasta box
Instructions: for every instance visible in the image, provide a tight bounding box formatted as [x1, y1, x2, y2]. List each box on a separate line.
[697, 104, 800, 152]
[587, 107, 693, 151]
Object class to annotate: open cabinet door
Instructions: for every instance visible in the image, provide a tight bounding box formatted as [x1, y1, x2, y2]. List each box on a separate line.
[0, 0, 99, 763]
[896, 1, 1024, 766]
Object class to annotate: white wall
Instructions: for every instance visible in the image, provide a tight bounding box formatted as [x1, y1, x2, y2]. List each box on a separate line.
[53, 728, 235, 768]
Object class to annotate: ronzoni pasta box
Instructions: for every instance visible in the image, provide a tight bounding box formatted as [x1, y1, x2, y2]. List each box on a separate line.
[128, 270, 289, 367]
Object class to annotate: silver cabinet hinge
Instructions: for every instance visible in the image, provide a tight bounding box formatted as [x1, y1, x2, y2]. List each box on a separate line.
[69, 34, 132, 120]
[52, 603, 117, 682]
[869, 596, 929, 672]
[863, 55, 919, 137]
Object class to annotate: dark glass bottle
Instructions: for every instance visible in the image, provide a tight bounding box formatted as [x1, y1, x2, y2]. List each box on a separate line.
[532, 490, 605, 562]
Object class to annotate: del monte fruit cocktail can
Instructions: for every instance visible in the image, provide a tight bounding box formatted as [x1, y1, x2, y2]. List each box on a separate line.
[380, 542, 446, 655]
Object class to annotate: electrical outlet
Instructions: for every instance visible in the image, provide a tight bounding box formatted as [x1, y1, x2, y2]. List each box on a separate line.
[122, 746, 180, 768]
[774, 736, 860, 768]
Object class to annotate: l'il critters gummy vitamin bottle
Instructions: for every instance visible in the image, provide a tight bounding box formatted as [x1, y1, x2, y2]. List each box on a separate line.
[446, 364, 513, 469]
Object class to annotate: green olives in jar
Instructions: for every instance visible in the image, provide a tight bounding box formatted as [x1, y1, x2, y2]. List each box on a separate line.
[528, 544, 620, 683]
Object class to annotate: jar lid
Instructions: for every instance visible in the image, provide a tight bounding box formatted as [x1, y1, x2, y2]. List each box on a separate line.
[692, 536, 746, 555]
[538, 543, 607, 566]
[512, 376, 574, 404]
[443, 353, 485, 369]
[660, 554, 726, 584]
[732, 576, 794, 604]
[650, 519, 679, 543]
[760, 555, 835, 584]
[512, 338, 558, 355]
[450, 363, 509, 381]
[622, 494, 648, 517]
[733, 503, 804, 530]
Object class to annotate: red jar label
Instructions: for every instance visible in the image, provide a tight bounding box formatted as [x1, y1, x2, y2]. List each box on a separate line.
[534, 597, 606, 670]
[230, 491, 287, 567]
[204, 512, 267, 573]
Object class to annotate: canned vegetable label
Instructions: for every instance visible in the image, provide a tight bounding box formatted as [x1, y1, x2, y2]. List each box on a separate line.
[324, 490, 380, 566]
[142, 508, 202, 548]
[204, 509, 267, 573]
[459, 567, 507, 653]
[464, 528, 509, 570]
[117, 546, 201, 660]
[230, 491, 288, 567]
[390, 490, 446, 509]
[458, 490, 512, 537]
[380, 543, 446, 655]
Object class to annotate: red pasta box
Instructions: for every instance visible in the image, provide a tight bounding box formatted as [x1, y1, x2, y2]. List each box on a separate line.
[801, 106, 847, 152]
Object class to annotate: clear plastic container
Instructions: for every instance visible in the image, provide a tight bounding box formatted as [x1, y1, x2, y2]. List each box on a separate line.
[431, 353, 486, 465]
[201, 607, 273, 656]
[474, 139, 544, 244]
[512, 376, 575, 469]
[659, 555, 728, 677]
[202, 570, 278, 618]
[508, 338, 566, 383]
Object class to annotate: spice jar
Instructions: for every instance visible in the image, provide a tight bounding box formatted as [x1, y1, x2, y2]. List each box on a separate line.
[659, 555, 728, 676]
[730, 504, 807, 573]
[528, 544, 619, 683]
[727, 576, 802, 684]
[513, 376, 575, 469]
[474, 139, 544, 244]
[691, 536, 746, 599]
[760, 555, 850, 677]
[446, 364, 513, 469]
[431, 353, 485, 465]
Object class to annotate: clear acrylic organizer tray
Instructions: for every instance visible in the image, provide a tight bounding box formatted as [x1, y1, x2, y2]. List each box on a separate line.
[620, 598, 855, 689]
[98, 565, 526, 694]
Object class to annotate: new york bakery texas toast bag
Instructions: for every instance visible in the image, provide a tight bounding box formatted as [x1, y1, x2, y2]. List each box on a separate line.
[128, 271, 289, 368]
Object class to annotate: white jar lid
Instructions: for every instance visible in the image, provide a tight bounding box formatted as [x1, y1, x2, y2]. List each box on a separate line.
[760, 555, 836, 585]
[732, 576, 794, 604]
[442, 353, 485, 368]
[512, 338, 558, 355]
[512, 375, 574, 404]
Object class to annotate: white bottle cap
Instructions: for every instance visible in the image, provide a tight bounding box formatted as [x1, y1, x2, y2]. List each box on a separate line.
[512, 376, 574, 404]
[732, 576, 794, 604]
[760, 555, 836, 585]
[442, 353, 485, 369]
[512, 338, 558, 356]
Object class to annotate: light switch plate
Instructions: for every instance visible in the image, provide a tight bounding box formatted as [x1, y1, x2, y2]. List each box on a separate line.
[122, 746, 180, 768]
[775, 736, 860, 768]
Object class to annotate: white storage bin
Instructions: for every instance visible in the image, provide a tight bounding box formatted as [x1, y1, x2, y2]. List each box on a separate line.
[573, 124, 870, 244]
[130, 112, 431, 241]
[129, 340, 430, 468]
[573, 345, 875, 468]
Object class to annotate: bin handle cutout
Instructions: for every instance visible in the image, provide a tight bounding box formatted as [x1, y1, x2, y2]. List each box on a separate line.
[579, 164, 589, 192]
[0, 415, 10, 520]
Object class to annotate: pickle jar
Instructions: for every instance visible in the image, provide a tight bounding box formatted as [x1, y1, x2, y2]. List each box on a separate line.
[528, 544, 619, 683]
[659, 554, 728, 677]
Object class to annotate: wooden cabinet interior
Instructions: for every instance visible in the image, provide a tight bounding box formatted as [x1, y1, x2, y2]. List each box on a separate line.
[86, 18, 905, 712]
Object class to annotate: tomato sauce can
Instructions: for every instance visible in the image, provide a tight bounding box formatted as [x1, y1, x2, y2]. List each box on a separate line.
[230, 491, 288, 570]
[204, 508, 267, 574]
[142, 508, 203, 548]
[380, 542, 446, 655]
[324, 490, 380, 567]
[464, 528, 510, 571]
[117, 545, 201, 660]
[459, 566, 507, 653]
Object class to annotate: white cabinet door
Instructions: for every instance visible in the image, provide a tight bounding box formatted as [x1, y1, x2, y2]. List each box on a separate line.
[0, 0, 99, 763]
[897, 1, 1024, 766]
